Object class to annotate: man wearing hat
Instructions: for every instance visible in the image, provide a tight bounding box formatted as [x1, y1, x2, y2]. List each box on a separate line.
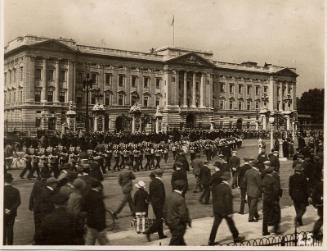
[243, 159, 262, 222]
[229, 150, 240, 189]
[191, 152, 204, 193]
[33, 177, 59, 244]
[208, 171, 245, 245]
[37, 193, 83, 245]
[289, 162, 309, 226]
[199, 162, 212, 204]
[269, 151, 280, 173]
[165, 180, 191, 245]
[134, 181, 149, 233]
[4, 173, 21, 245]
[171, 161, 188, 196]
[238, 158, 252, 214]
[145, 169, 167, 241]
[261, 161, 282, 235]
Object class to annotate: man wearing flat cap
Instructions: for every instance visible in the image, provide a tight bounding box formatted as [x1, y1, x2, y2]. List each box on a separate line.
[289, 162, 309, 226]
[145, 169, 167, 241]
[238, 158, 252, 214]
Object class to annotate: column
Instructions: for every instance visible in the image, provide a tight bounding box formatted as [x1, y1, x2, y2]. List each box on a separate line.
[208, 73, 213, 109]
[155, 118, 159, 133]
[94, 116, 98, 132]
[41, 58, 47, 103]
[191, 72, 196, 108]
[24, 56, 35, 103]
[132, 115, 135, 133]
[68, 61, 74, 103]
[175, 71, 179, 106]
[54, 60, 60, 103]
[200, 73, 204, 108]
[286, 115, 290, 131]
[183, 71, 187, 107]
[102, 115, 105, 132]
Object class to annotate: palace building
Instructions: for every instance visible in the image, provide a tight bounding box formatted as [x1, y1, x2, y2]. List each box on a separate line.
[4, 35, 298, 135]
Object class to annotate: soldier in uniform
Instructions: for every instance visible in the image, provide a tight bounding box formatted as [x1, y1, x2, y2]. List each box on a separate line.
[112, 147, 120, 171]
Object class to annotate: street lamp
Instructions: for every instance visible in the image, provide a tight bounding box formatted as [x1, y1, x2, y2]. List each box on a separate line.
[82, 73, 94, 133]
[269, 115, 275, 151]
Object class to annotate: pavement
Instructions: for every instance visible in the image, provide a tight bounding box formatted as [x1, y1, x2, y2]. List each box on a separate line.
[109, 205, 319, 246]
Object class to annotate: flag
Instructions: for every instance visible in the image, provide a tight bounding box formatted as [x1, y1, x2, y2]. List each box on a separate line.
[171, 15, 174, 26]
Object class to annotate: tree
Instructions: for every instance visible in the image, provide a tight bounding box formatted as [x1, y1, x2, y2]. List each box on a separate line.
[297, 88, 324, 124]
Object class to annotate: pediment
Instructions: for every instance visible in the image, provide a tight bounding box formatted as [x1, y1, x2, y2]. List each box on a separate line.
[30, 39, 77, 53]
[166, 53, 216, 68]
[274, 68, 298, 77]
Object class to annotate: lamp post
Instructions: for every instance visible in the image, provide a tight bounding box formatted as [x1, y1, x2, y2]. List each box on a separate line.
[268, 113, 274, 151]
[82, 73, 94, 133]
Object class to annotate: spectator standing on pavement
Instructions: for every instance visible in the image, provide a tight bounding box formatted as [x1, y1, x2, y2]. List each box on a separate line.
[261, 161, 282, 236]
[171, 162, 188, 196]
[3, 173, 21, 245]
[37, 193, 84, 245]
[84, 179, 109, 245]
[269, 151, 280, 173]
[208, 172, 245, 245]
[198, 162, 211, 204]
[113, 165, 136, 219]
[145, 169, 167, 241]
[243, 160, 262, 222]
[165, 180, 191, 246]
[289, 162, 309, 226]
[238, 158, 252, 214]
[191, 153, 203, 193]
[134, 180, 149, 233]
[229, 150, 240, 189]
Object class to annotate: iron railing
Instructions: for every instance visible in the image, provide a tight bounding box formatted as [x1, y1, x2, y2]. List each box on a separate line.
[219, 231, 322, 246]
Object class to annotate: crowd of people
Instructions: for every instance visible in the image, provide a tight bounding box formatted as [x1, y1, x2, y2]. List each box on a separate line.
[3, 129, 324, 246]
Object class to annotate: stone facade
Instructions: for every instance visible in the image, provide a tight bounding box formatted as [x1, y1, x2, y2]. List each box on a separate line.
[4, 35, 298, 135]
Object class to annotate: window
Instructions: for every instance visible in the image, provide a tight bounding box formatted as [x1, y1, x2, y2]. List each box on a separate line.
[171, 76, 176, 82]
[277, 87, 280, 96]
[76, 96, 82, 106]
[35, 118, 41, 127]
[131, 95, 138, 106]
[35, 90, 41, 102]
[156, 78, 161, 89]
[131, 76, 137, 88]
[196, 83, 199, 92]
[219, 100, 224, 109]
[105, 93, 110, 106]
[47, 69, 54, 81]
[238, 85, 242, 94]
[229, 84, 234, 93]
[13, 92, 16, 103]
[118, 94, 124, 105]
[255, 86, 260, 95]
[282, 102, 285, 110]
[59, 90, 65, 103]
[91, 94, 96, 104]
[59, 70, 66, 82]
[220, 83, 225, 92]
[105, 73, 112, 86]
[277, 101, 280, 111]
[143, 96, 149, 107]
[264, 86, 268, 93]
[247, 85, 252, 95]
[238, 101, 242, 110]
[247, 101, 251, 110]
[255, 101, 259, 109]
[47, 90, 53, 102]
[156, 97, 160, 107]
[35, 69, 42, 81]
[20, 67, 23, 81]
[119, 75, 125, 87]
[144, 77, 149, 88]
[288, 86, 292, 94]
[4, 72, 7, 85]
[229, 100, 233, 110]
[19, 90, 23, 103]
[13, 69, 16, 82]
[91, 73, 97, 84]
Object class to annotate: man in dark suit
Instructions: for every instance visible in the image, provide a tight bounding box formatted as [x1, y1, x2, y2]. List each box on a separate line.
[113, 165, 136, 218]
[238, 158, 252, 214]
[4, 173, 21, 245]
[199, 162, 211, 204]
[37, 193, 84, 245]
[289, 163, 309, 226]
[269, 151, 280, 172]
[34, 177, 58, 244]
[208, 172, 244, 245]
[244, 160, 262, 222]
[229, 150, 240, 188]
[171, 161, 188, 196]
[145, 169, 167, 241]
[191, 153, 204, 193]
[165, 180, 191, 245]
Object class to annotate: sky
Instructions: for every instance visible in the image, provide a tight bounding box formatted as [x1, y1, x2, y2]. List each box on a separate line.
[3, 0, 325, 96]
